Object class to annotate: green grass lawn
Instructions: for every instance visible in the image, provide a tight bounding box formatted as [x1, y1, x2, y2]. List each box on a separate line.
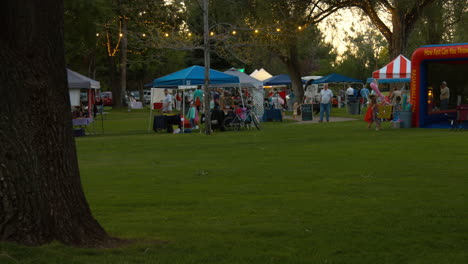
[2, 109, 468, 263]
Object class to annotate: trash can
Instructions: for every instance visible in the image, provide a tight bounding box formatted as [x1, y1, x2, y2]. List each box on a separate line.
[301, 104, 313, 121]
[399, 111, 412, 128]
[391, 120, 401, 129]
[347, 96, 360, 115]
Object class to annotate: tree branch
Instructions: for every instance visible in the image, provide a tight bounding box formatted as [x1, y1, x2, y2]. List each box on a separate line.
[354, 0, 393, 43]
[380, 0, 394, 12]
[405, 0, 438, 36]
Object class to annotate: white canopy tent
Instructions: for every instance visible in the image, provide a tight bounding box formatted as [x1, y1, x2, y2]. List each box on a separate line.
[224, 68, 265, 118]
[67, 68, 100, 107]
[250, 68, 273, 81]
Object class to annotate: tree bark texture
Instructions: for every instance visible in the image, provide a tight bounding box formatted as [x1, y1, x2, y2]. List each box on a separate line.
[0, 0, 114, 247]
[108, 53, 121, 108]
[285, 44, 305, 104]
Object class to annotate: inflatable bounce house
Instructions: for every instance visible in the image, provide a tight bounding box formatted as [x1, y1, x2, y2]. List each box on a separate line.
[411, 43, 468, 128]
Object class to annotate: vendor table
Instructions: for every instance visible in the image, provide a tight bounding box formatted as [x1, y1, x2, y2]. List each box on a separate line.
[153, 114, 181, 133]
[130, 102, 143, 109]
[72, 118, 93, 136]
[262, 109, 282, 122]
[72, 118, 93, 126]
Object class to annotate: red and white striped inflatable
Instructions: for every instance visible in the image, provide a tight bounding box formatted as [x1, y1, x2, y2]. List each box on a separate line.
[372, 54, 411, 79]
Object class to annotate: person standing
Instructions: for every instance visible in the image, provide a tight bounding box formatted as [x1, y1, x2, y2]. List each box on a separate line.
[193, 87, 203, 111]
[345, 85, 354, 103]
[186, 102, 197, 128]
[390, 87, 402, 105]
[364, 94, 382, 130]
[319, 83, 333, 122]
[360, 86, 370, 107]
[440, 81, 450, 110]
[339, 88, 346, 107]
[162, 88, 173, 113]
[175, 91, 182, 111]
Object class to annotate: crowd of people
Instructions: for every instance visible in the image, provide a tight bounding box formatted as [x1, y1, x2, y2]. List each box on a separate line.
[156, 80, 425, 131]
[160, 87, 256, 129]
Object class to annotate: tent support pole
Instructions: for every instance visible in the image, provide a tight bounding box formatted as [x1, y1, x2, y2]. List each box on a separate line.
[182, 89, 185, 133]
[239, 84, 245, 107]
[148, 90, 153, 132]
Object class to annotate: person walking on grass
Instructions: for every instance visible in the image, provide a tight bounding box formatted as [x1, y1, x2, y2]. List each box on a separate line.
[364, 94, 382, 130]
[319, 83, 333, 122]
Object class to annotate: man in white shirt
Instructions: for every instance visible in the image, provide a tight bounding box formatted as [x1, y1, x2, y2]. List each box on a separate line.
[345, 85, 354, 102]
[319, 83, 333, 122]
[162, 88, 173, 113]
[440, 81, 450, 110]
[346, 86, 354, 95]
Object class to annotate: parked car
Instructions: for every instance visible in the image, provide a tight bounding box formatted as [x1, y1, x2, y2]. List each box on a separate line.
[80, 92, 88, 105]
[144, 90, 151, 104]
[129, 91, 141, 101]
[101, 91, 113, 106]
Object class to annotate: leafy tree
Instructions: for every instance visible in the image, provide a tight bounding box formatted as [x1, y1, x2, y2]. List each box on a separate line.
[408, 0, 468, 51]
[341, 0, 438, 58]
[334, 15, 389, 80]
[192, 0, 347, 103]
[1, 0, 116, 246]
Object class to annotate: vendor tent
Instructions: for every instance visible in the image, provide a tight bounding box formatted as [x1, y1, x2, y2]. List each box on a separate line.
[224, 68, 264, 118]
[224, 68, 263, 88]
[250, 68, 273, 81]
[153, 65, 239, 87]
[67, 69, 100, 89]
[372, 54, 411, 79]
[67, 69, 100, 108]
[149, 66, 240, 132]
[263, 74, 295, 86]
[312, 73, 363, 84]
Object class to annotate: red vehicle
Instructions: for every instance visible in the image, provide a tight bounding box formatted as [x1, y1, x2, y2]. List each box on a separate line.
[100, 91, 113, 106]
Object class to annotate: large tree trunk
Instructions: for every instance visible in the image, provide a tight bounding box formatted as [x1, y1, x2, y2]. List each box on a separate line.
[0, 0, 115, 247]
[108, 54, 121, 107]
[390, 10, 409, 58]
[284, 44, 304, 104]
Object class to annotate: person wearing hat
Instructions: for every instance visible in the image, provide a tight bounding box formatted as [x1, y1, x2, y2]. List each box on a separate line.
[440, 81, 450, 110]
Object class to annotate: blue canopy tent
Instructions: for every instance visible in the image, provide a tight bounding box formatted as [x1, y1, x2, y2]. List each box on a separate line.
[312, 73, 363, 84]
[263, 74, 306, 86]
[149, 65, 240, 132]
[263, 74, 292, 86]
[153, 65, 239, 87]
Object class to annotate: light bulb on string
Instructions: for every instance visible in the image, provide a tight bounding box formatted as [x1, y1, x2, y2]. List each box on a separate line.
[232, 30, 237, 35]
[119, 33, 123, 37]
[254, 29, 259, 34]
